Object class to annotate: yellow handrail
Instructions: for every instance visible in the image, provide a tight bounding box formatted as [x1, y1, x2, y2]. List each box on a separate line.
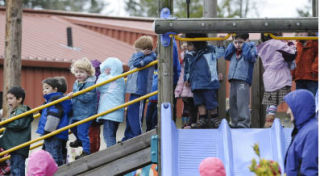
[0, 131, 72, 162]
[173, 33, 232, 41]
[0, 60, 158, 127]
[0, 113, 41, 133]
[265, 33, 318, 40]
[0, 91, 158, 157]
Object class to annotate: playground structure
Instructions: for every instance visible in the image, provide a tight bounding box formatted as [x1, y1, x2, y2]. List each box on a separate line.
[0, 4, 318, 176]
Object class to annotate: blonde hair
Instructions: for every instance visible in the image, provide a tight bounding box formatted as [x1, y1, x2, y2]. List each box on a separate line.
[134, 35, 154, 50]
[71, 57, 95, 77]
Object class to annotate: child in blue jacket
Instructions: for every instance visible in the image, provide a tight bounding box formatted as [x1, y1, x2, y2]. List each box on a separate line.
[68, 57, 97, 159]
[225, 33, 257, 128]
[122, 36, 156, 141]
[184, 33, 225, 128]
[37, 77, 71, 166]
[96, 57, 125, 147]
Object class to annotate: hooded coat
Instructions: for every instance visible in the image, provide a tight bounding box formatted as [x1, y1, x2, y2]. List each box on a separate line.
[284, 89, 318, 176]
[96, 57, 125, 122]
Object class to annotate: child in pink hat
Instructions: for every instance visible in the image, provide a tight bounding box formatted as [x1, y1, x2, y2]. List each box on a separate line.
[199, 157, 226, 176]
[27, 150, 58, 176]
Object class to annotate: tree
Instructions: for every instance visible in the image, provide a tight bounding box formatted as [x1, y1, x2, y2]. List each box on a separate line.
[0, 0, 107, 13]
[297, 0, 312, 17]
[125, 0, 259, 18]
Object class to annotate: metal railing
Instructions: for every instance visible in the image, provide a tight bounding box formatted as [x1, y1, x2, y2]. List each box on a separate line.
[265, 33, 318, 40]
[173, 33, 232, 41]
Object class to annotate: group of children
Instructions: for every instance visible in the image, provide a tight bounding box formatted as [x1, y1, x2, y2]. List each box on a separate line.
[0, 32, 317, 175]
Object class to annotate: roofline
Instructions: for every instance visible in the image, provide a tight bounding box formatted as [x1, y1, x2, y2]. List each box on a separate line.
[0, 6, 155, 22]
[0, 57, 71, 69]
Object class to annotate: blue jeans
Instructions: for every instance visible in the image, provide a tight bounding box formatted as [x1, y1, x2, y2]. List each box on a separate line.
[296, 80, 318, 95]
[122, 94, 145, 141]
[10, 153, 26, 176]
[103, 120, 119, 147]
[44, 137, 63, 166]
[146, 102, 157, 131]
[71, 120, 92, 154]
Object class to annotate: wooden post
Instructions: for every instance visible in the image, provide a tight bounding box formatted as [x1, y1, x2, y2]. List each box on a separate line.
[3, 0, 23, 118]
[157, 0, 173, 175]
[251, 58, 264, 127]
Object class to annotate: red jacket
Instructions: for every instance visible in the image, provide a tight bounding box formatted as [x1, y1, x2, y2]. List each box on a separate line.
[292, 40, 318, 81]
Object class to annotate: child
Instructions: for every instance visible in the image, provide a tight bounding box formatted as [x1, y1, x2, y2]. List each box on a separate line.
[89, 59, 102, 153]
[257, 33, 296, 127]
[68, 57, 97, 159]
[27, 150, 58, 176]
[284, 89, 318, 175]
[225, 33, 257, 128]
[145, 68, 158, 131]
[122, 35, 156, 141]
[199, 157, 226, 176]
[175, 42, 197, 128]
[36, 77, 72, 166]
[292, 32, 318, 95]
[184, 33, 225, 129]
[96, 57, 125, 147]
[0, 86, 33, 176]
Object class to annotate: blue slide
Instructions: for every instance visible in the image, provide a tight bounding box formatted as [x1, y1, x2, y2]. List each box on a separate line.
[161, 103, 293, 176]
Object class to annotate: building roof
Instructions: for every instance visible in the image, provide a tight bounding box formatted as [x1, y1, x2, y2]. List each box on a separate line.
[0, 8, 157, 66]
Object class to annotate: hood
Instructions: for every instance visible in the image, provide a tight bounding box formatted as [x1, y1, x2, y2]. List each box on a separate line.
[43, 92, 71, 114]
[27, 150, 58, 176]
[100, 57, 123, 77]
[284, 89, 315, 129]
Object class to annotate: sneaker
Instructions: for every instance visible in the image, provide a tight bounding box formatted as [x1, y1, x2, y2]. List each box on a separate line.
[69, 140, 82, 148]
[209, 118, 222, 129]
[75, 152, 89, 160]
[191, 118, 208, 129]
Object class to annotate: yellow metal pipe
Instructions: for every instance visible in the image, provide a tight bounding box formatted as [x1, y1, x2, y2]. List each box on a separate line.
[0, 60, 158, 127]
[0, 113, 41, 133]
[173, 33, 232, 41]
[0, 131, 72, 163]
[265, 33, 318, 40]
[0, 91, 158, 157]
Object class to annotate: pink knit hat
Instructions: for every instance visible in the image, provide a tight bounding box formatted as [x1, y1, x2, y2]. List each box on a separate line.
[27, 150, 58, 176]
[199, 157, 226, 176]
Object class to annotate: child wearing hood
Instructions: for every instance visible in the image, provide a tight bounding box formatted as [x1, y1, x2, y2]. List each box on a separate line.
[257, 33, 296, 127]
[284, 89, 318, 175]
[96, 57, 125, 147]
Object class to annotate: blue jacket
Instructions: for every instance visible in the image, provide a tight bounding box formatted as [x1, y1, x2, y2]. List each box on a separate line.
[284, 90, 318, 176]
[70, 76, 97, 121]
[126, 51, 156, 95]
[36, 92, 72, 140]
[185, 45, 225, 91]
[96, 57, 125, 122]
[149, 69, 158, 101]
[225, 42, 257, 85]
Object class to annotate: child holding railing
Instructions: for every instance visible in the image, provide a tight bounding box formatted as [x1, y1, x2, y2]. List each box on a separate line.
[0, 86, 33, 176]
[96, 57, 125, 147]
[122, 36, 156, 141]
[36, 77, 71, 166]
[68, 57, 97, 159]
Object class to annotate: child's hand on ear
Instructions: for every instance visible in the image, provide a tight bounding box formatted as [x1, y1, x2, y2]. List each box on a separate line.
[143, 49, 152, 55]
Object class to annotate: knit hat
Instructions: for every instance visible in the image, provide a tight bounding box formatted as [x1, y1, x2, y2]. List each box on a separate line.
[199, 157, 226, 176]
[27, 150, 58, 176]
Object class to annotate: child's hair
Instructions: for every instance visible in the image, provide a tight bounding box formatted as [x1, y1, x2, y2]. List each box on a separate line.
[260, 33, 282, 42]
[54, 76, 67, 93]
[42, 77, 59, 91]
[234, 33, 249, 40]
[134, 35, 154, 50]
[185, 33, 208, 51]
[71, 57, 95, 77]
[8, 86, 26, 104]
